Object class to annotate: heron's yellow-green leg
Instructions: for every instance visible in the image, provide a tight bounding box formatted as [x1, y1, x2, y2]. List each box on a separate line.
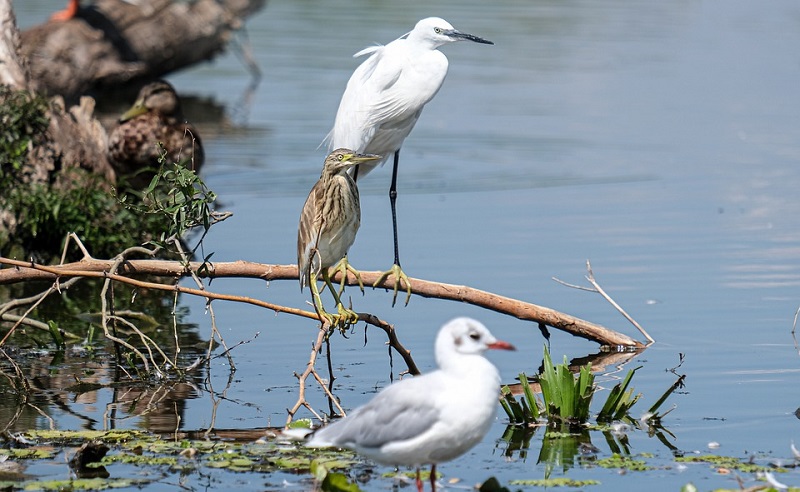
[309, 270, 338, 327]
[322, 269, 359, 328]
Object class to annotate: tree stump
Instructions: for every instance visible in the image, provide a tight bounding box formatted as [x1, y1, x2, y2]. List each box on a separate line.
[20, 0, 266, 101]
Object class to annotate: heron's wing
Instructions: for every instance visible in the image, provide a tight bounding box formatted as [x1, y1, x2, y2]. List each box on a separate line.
[308, 375, 442, 449]
[297, 180, 325, 289]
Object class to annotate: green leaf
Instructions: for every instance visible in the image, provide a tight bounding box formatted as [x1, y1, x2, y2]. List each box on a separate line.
[321, 471, 361, 492]
[47, 320, 64, 350]
[519, 373, 540, 420]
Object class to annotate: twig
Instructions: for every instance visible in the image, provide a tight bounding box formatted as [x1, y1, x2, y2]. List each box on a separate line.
[0, 314, 52, 333]
[0, 279, 60, 347]
[210, 332, 259, 362]
[0, 277, 82, 317]
[98, 248, 156, 372]
[286, 323, 345, 426]
[172, 238, 235, 372]
[553, 260, 653, 346]
[61, 232, 92, 263]
[583, 260, 655, 345]
[358, 313, 419, 376]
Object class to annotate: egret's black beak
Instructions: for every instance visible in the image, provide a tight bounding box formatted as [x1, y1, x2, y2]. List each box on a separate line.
[447, 30, 494, 45]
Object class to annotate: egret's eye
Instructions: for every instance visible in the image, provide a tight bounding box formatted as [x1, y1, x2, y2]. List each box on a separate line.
[434, 27, 442, 34]
[338, 154, 345, 161]
[469, 331, 480, 341]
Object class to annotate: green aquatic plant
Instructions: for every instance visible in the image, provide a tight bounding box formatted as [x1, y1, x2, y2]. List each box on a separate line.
[538, 346, 595, 423]
[502, 346, 680, 427]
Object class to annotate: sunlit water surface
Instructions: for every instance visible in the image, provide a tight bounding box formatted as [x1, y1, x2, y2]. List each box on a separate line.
[7, 0, 800, 490]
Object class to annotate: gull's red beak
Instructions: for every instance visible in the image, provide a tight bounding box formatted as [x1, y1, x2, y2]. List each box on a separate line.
[488, 340, 516, 351]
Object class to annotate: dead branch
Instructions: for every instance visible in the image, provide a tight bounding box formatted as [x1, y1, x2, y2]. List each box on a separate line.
[286, 323, 342, 426]
[0, 256, 645, 348]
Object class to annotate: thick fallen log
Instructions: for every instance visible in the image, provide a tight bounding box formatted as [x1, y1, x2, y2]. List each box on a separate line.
[0, 256, 646, 349]
[19, 0, 266, 101]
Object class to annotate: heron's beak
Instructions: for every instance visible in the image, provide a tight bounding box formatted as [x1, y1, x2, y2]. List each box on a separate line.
[349, 153, 382, 166]
[447, 30, 493, 45]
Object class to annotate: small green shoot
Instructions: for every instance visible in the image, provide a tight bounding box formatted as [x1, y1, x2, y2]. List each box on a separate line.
[597, 366, 642, 422]
[47, 320, 65, 351]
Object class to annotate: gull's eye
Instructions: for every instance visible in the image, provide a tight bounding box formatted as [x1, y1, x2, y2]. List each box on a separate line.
[469, 331, 481, 341]
[434, 27, 442, 34]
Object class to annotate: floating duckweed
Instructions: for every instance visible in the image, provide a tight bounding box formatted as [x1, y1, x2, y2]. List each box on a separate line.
[594, 453, 652, 471]
[509, 478, 601, 487]
[100, 453, 179, 467]
[26, 430, 146, 444]
[674, 455, 788, 474]
[21, 477, 149, 490]
[2, 448, 56, 460]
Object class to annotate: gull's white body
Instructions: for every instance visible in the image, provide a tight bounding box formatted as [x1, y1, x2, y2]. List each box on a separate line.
[327, 17, 490, 177]
[307, 317, 513, 471]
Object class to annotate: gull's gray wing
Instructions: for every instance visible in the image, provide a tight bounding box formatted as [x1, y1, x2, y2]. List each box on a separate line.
[309, 378, 441, 449]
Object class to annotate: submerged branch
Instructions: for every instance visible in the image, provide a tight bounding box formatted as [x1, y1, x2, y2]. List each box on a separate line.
[0, 256, 644, 348]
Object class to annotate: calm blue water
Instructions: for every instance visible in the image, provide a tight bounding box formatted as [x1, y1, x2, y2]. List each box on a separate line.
[9, 0, 800, 489]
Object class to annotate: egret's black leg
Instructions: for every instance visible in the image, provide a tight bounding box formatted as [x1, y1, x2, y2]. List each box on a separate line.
[373, 150, 412, 306]
[389, 150, 401, 268]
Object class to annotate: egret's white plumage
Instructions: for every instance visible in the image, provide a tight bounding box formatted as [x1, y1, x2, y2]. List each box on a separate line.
[326, 17, 493, 177]
[307, 317, 514, 492]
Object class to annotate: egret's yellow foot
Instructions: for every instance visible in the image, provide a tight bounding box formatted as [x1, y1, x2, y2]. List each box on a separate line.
[373, 263, 412, 307]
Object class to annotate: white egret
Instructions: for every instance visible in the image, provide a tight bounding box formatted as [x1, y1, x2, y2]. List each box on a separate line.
[326, 17, 493, 306]
[307, 317, 515, 492]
